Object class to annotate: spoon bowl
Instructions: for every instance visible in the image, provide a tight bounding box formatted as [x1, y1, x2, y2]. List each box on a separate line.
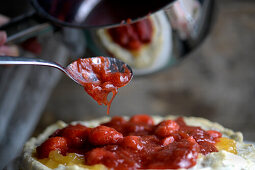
[0, 56, 133, 87]
[65, 56, 133, 85]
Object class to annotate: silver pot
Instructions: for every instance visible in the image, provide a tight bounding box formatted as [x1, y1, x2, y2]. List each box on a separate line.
[84, 0, 215, 75]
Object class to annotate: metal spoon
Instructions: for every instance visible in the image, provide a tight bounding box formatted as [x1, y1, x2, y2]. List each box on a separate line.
[0, 56, 133, 86]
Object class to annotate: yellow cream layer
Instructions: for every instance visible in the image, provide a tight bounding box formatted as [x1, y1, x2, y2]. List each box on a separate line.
[38, 151, 106, 169]
[215, 137, 237, 154]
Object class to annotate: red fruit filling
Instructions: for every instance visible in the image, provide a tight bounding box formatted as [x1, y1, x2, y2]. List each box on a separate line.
[36, 115, 222, 169]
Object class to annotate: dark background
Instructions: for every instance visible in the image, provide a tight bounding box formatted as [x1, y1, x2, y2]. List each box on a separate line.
[0, 0, 31, 17]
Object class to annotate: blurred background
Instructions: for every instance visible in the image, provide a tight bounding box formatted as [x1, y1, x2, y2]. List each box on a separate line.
[0, 0, 255, 168]
[39, 0, 255, 140]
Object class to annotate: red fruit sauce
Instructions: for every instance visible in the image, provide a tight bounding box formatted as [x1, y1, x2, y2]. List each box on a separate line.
[107, 18, 153, 51]
[36, 115, 222, 169]
[67, 57, 132, 114]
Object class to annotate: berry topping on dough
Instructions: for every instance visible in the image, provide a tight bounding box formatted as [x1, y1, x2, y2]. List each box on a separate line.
[21, 115, 255, 170]
[36, 137, 68, 159]
[34, 115, 229, 169]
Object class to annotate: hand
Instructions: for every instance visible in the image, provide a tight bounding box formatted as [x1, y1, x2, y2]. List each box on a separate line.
[0, 14, 19, 56]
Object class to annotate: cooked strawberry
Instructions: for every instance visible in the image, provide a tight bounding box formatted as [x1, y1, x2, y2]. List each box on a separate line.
[207, 130, 222, 140]
[86, 148, 117, 166]
[60, 124, 91, 148]
[161, 136, 175, 146]
[89, 125, 123, 145]
[130, 114, 154, 125]
[121, 136, 144, 150]
[36, 137, 68, 159]
[102, 116, 127, 134]
[155, 120, 180, 137]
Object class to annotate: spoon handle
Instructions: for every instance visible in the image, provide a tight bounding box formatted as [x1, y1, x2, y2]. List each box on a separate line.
[0, 56, 67, 73]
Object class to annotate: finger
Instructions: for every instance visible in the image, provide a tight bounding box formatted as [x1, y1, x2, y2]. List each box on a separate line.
[0, 14, 10, 26]
[0, 31, 7, 46]
[0, 45, 19, 56]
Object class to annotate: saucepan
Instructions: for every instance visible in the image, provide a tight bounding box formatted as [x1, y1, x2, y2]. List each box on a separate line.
[0, 0, 173, 43]
[84, 0, 215, 75]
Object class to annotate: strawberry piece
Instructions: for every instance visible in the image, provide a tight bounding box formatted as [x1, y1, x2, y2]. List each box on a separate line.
[155, 120, 180, 137]
[36, 137, 68, 159]
[104, 116, 127, 126]
[86, 148, 117, 166]
[60, 124, 91, 148]
[102, 116, 127, 134]
[161, 136, 175, 146]
[121, 136, 143, 150]
[207, 130, 222, 139]
[130, 114, 154, 125]
[89, 126, 123, 145]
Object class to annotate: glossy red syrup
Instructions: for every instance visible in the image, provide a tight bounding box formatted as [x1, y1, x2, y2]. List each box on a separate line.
[37, 115, 222, 169]
[107, 18, 153, 50]
[68, 57, 132, 114]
